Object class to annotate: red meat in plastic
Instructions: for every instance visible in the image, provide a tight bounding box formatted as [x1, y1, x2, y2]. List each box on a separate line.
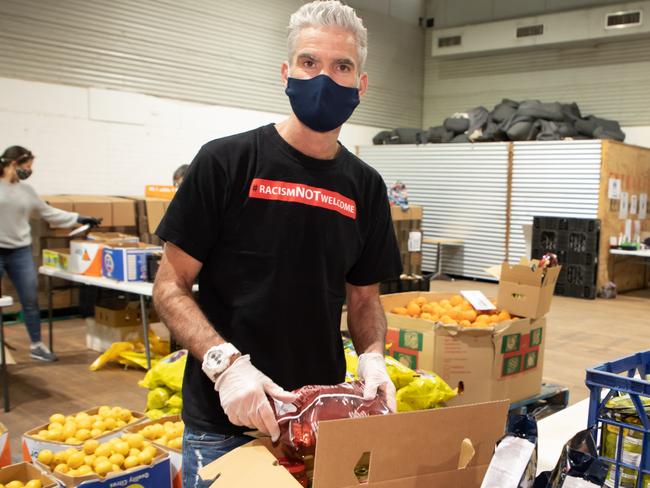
[270, 381, 390, 459]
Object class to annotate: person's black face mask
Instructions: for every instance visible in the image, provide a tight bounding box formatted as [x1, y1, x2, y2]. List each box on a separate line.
[285, 74, 360, 132]
[16, 168, 32, 180]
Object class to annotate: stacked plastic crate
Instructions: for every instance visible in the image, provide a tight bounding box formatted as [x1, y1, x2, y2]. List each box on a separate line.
[532, 217, 600, 299]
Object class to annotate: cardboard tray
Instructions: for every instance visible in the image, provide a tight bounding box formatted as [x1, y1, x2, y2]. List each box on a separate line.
[0, 462, 59, 488]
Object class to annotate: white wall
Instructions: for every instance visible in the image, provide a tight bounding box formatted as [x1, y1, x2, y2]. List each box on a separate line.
[0, 77, 386, 196]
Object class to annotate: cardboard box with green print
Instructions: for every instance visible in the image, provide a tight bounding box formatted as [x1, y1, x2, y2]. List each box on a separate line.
[380, 292, 546, 406]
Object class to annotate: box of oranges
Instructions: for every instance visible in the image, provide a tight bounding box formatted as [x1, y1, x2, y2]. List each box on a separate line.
[380, 292, 546, 406]
[22, 406, 145, 463]
[0, 423, 10, 468]
[34, 432, 171, 488]
[126, 416, 183, 488]
[0, 461, 59, 488]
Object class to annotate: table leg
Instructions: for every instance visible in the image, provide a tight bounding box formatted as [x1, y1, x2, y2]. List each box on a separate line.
[431, 243, 453, 281]
[140, 295, 152, 370]
[1, 307, 9, 412]
[47, 275, 54, 353]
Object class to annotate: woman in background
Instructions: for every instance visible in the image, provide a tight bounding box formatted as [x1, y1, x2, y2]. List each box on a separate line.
[0, 145, 100, 362]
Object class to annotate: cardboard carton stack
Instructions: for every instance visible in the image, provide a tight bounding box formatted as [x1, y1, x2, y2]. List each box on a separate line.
[0, 195, 139, 314]
[0, 462, 58, 488]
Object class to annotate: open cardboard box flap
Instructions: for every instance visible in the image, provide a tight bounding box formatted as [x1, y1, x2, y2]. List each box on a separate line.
[200, 400, 509, 488]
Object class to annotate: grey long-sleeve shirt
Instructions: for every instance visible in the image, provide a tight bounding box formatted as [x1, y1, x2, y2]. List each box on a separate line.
[0, 180, 78, 249]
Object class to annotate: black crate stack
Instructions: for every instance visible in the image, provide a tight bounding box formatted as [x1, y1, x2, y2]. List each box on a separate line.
[532, 217, 600, 299]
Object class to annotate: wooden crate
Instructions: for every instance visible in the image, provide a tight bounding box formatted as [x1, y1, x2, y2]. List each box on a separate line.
[391, 205, 423, 276]
[597, 141, 650, 292]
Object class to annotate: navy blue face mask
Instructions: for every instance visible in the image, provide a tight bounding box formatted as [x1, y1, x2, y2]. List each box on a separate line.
[285, 74, 360, 132]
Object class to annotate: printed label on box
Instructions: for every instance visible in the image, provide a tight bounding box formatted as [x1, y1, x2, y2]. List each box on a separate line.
[524, 351, 539, 370]
[393, 352, 417, 370]
[407, 231, 422, 252]
[501, 334, 521, 354]
[639, 193, 648, 220]
[399, 330, 423, 351]
[502, 356, 522, 376]
[461, 290, 496, 311]
[529, 328, 543, 347]
[608, 178, 621, 200]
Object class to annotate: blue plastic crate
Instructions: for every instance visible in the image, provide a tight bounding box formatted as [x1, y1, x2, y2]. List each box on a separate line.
[586, 351, 650, 488]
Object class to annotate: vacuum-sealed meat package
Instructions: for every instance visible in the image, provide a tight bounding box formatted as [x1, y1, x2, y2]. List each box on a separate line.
[271, 381, 390, 459]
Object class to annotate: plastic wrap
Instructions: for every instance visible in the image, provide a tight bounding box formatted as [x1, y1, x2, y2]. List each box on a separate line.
[271, 381, 390, 459]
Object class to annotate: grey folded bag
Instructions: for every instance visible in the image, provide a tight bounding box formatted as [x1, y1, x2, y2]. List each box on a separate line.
[492, 99, 519, 123]
[517, 100, 564, 121]
[443, 117, 470, 134]
[428, 126, 454, 143]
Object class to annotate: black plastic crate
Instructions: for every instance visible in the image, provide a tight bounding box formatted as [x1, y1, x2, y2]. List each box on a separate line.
[558, 263, 597, 287]
[554, 282, 597, 299]
[565, 250, 598, 266]
[558, 231, 599, 254]
[380, 273, 432, 295]
[533, 216, 600, 233]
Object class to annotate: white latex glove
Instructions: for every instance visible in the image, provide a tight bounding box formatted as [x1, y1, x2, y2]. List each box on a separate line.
[357, 352, 397, 412]
[214, 354, 297, 441]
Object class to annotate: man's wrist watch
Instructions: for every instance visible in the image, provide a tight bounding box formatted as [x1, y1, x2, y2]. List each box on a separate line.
[202, 343, 241, 382]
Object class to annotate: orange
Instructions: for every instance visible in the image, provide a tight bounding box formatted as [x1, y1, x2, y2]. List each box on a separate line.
[476, 314, 491, 323]
[497, 310, 512, 322]
[406, 302, 421, 317]
[415, 297, 427, 306]
[461, 310, 477, 322]
[420, 312, 434, 321]
[391, 307, 409, 316]
[440, 315, 457, 325]
[421, 303, 435, 314]
[439, 299, 452, 309]
[459, 320, 471, 327]
[450, 295, 463, 307]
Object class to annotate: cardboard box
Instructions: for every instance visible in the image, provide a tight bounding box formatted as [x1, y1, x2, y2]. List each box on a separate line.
[85, 319, 143, 352]
[36, 448, 170, 488]
[69, 240, 104, 276]
[94, 302, 142, 328]
[126, 415, 182, 488]
[380, 292, 546, 405]
[493, 261, 561, 320]
[42, 248, 70, 271]
[390, 205, 423, 221]
[69, 234, 139, 277]
[0, 462, 58, 488]
[40, 195, 137, 228]
[145, 199, 170, 234]
[103, 197, 136, 227]
[22, 407, 145, 462]
[102, 244, 162, 282]
[200, 400, 509, 488]
[0, 423, 10, 468]
[145, 185, 177, 200]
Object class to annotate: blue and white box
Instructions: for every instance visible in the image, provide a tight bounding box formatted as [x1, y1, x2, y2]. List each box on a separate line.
[102, 245, 161, 282]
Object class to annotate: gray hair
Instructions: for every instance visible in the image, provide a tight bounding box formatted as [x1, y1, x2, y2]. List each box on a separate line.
[287, 1, 368, 72]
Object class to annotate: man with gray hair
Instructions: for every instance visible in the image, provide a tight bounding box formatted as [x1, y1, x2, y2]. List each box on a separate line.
[153, 1, 401, 484]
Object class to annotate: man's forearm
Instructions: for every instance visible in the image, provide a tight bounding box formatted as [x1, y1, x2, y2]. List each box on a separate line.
[153, 281, 224, 360]
[347, 296, 386, 355]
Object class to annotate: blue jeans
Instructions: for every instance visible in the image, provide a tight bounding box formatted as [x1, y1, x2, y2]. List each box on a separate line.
[0, 246, 41, 343]
[182, 427, 251, 488]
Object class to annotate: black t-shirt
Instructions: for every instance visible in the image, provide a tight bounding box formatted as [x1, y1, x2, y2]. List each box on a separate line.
[156, 124, 402, 434]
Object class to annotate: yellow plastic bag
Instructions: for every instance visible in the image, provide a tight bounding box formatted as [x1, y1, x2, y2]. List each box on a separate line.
[385, 356, 417, 389]
[147, 387, 172, 410]
[89, 342, 135, 371]
[396, 374, 457, 412]
[118, 351, 157, 370]
[139, 350, 187, 392]
[166, 392, 183, 409]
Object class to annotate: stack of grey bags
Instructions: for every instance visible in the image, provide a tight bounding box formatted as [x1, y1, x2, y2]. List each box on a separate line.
[373, 99, 625, 145]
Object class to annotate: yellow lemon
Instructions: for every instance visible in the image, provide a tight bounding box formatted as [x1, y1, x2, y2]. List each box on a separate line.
[67, 452, 85, 469]
[37, 449, 54, 465]
[123, 455, 139, 470]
